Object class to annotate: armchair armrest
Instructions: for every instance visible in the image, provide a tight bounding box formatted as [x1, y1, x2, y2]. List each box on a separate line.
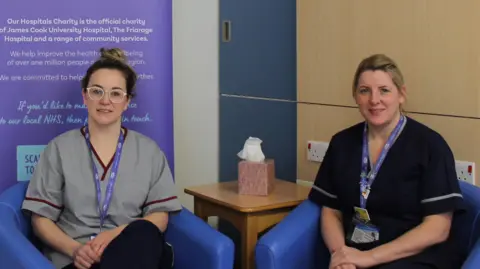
[255, 200, 330, 269]
[165, 208, 235, 269]
[0, 182, 55, 269]
[0, 182, 235, 269]
[463, 238, 480, 269]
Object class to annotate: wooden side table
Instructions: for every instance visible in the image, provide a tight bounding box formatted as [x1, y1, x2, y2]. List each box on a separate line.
[184, 179, 311, 269]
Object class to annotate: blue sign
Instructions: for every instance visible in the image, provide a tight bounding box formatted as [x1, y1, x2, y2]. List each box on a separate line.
[16, 145, 46, 182]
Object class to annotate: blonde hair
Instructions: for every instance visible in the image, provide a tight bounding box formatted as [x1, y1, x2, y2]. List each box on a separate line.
[99, 48, 128, 64]
[352, 54, 405, 95]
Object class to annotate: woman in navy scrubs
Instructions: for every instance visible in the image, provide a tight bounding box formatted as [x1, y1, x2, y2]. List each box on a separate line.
[308, 54, 465, 269]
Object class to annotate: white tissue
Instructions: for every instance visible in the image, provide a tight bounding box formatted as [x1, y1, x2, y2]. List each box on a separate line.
[237, 137, 265, 162]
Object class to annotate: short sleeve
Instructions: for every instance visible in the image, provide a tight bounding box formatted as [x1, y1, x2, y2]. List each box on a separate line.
[420, 136, 465, 216]
[308, 136, 340, 210]
[142, 147, 182, 216]
[21, 141, 64, 221]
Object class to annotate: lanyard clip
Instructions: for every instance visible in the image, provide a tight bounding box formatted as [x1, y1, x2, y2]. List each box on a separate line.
[361, 186, 370, 200]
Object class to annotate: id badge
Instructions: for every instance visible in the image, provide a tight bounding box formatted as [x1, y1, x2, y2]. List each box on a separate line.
[347, 207, 380, 244]
[354, 206, 371, 222]
[351, 223, 379, 243]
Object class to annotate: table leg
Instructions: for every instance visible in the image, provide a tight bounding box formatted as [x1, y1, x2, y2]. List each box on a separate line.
[241, 214, 257, 269]
[193, 199, 208, 222]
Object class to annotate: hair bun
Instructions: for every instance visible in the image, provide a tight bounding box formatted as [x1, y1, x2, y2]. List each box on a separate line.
[99, 47, 127, 63]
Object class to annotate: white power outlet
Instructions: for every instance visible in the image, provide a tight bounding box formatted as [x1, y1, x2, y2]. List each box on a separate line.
[455, 160, 475, 185]
[307, 141, 329, 162]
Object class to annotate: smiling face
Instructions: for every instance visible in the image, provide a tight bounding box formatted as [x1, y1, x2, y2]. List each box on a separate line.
[354, 70, 405, 127]
[82, 68, 130, 127]
[352, 54, 406, 129]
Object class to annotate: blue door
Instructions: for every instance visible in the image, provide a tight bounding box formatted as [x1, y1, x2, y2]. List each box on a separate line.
[219, 1, 297, 184]
[219, 0, 296, 100]
[218, 1, 297, 268]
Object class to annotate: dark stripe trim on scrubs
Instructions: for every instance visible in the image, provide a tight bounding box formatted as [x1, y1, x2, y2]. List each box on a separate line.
[24, 197, 63, 210]
[142, 196, 178, 208]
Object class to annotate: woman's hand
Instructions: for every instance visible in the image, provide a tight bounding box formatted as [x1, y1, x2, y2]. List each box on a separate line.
[72, 243, 100, 269]
[330, 246, 376, 269]
[89, 228, 121, 257]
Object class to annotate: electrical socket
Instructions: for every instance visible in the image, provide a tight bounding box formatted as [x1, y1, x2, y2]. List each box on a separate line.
[455, 160, 475, 185]
[307, 141, 329, 162]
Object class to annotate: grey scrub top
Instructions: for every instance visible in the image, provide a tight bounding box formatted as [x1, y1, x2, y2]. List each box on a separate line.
[21, 127, 183, 269]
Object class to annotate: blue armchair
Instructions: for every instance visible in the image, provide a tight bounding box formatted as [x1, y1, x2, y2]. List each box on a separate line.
[255, 180, 480, 268]
[0, 181, 235, 269]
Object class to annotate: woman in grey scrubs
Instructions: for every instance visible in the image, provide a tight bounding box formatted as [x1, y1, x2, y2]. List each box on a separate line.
[21, 48, 182, 269]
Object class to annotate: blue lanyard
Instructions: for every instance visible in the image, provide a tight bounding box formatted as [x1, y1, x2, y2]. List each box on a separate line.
[360, 115, 405, 209]
[84, 126, 125, 231]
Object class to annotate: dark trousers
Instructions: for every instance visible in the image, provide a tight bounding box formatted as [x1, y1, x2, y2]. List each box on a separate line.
[63, 220, 172, 269]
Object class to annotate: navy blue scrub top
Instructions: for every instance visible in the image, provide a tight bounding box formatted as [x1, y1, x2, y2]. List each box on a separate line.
[309, 116, 466, 268]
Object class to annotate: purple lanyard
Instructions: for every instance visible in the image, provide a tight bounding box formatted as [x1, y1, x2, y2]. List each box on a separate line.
[84, 126, 125, 231]
[360, 115, 405, 209]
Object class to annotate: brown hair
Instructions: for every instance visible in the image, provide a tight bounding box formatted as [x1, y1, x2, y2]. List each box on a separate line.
[352, 54, 405, 96]
[81, 48, 138, 98]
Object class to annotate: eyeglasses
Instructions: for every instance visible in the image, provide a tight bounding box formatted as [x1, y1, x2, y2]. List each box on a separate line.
[86, 87, 128, 104]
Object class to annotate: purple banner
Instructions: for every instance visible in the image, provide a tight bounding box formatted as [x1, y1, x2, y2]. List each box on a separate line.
[0, 0, 173, 193]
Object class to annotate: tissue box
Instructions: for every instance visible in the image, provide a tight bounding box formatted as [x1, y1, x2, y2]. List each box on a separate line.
[238, 159, 275, 196]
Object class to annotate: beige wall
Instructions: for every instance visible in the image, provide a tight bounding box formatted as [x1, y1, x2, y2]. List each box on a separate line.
[297, 0, 480, 186]
[173, 0, 219, 213]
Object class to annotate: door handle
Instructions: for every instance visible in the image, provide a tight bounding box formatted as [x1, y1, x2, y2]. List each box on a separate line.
[222, 20, 231, 42]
